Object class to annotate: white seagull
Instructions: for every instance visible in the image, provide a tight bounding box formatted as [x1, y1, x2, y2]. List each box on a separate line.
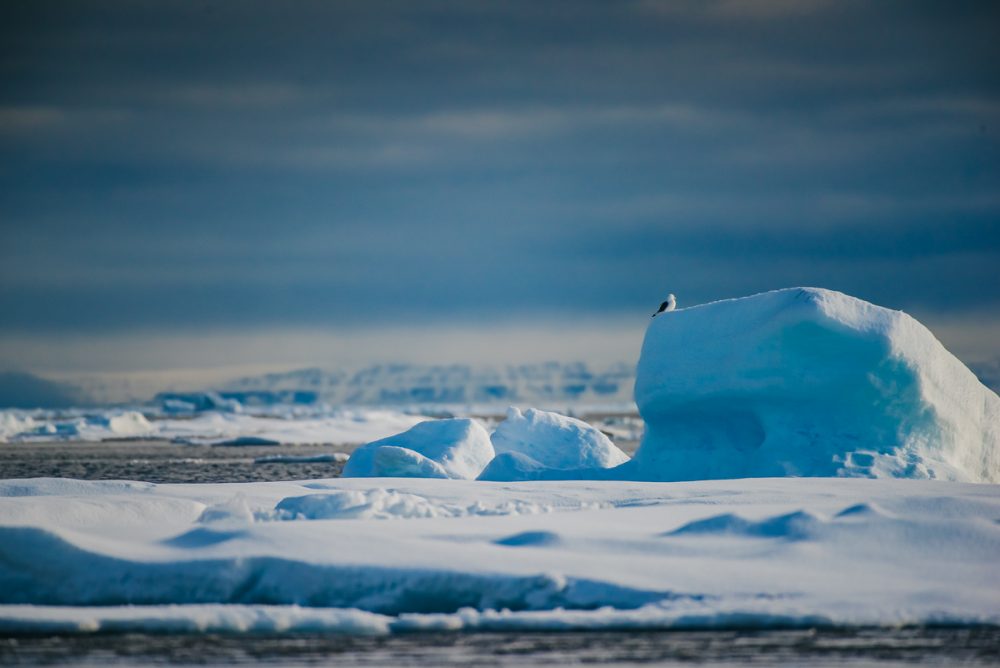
[652, 294, 676, 317]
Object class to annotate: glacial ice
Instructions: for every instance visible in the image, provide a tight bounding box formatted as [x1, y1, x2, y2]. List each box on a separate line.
[628, 287, 999, 483]
[342, 418, 494, 479]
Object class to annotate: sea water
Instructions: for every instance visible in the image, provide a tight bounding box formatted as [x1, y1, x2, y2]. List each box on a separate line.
[2, 628, 998, 666]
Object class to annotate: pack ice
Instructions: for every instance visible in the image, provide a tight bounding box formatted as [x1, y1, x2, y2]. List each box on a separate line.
[629, 287, 999, 483]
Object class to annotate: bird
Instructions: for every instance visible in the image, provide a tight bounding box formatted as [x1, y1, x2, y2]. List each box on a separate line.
[652, 294, 676, 317]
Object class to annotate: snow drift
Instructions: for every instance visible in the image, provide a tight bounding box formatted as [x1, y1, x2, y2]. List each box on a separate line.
[630, 287, 999, 483]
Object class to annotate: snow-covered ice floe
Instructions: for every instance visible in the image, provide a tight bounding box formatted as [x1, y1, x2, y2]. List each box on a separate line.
[338, 408, 631, 481]
[343, 418, 494, 479]
[627, 287, 999, 483]
[0, 476, 997, 633]
[479, 407, 629, 481]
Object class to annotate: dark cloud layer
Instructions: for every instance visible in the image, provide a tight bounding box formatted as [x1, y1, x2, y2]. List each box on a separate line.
[1, 1, 998, 335]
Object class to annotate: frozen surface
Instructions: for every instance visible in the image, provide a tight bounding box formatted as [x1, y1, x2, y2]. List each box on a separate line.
[481, 407, 630, 481]
[630, 287, 1000, 483]
[343, 418, 494, 480]
[0, 476, 997, 633]
[0, 409, 429, 446]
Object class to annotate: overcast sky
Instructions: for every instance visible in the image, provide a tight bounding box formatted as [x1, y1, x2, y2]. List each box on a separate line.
[1, 0, 998, 377]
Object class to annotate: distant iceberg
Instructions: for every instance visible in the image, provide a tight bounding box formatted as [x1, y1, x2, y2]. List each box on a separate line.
[628, 287, 999, 483]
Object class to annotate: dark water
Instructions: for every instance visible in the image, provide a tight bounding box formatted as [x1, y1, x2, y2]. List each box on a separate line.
[0, 441, 349, 483]
[2, 628, 999, 667]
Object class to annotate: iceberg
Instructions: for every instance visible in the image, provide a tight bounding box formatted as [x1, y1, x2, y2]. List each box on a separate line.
[342, 418, 494, 479]
[629, 287, 999, 483]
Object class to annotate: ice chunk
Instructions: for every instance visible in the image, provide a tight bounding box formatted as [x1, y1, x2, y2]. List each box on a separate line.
[489, 407, 630, 471]
[629, 287, 1000, 483]
[342, 418, 494, 480]
[0, 412, 36, 443]
[104, 411, 154, 437]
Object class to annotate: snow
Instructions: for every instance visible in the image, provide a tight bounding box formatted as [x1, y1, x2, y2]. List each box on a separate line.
[630, 287, 1000, 483]
[0, 476, 997, 633]
[343, 418, 494, 480]
[254, 452, 350, 465]
[481, 407, 630, 481]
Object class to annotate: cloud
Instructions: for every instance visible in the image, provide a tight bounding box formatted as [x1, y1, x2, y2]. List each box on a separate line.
[0, 0, 997, 371]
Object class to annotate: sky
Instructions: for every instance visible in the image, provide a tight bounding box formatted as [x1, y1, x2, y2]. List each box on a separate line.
[1, 0, 998, 385]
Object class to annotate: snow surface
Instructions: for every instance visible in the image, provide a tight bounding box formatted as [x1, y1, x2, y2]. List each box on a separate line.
[343, 418, 494, 480]
[0, 476, 997, 633]
[630, 287, 1000, 483]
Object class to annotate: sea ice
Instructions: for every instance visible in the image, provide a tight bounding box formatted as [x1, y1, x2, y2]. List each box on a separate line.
[0, 408, 429, 446]
[0, 477, 997, 631]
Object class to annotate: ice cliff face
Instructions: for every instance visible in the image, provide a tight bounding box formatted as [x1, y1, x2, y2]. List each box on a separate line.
[631, 287, 999, 483]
